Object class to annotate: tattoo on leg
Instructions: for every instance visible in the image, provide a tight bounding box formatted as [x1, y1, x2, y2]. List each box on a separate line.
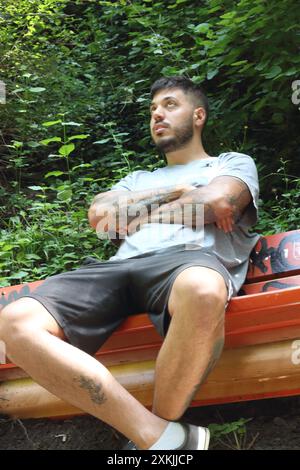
[74, 375, 107, 405]
[199, 337, 224, 387]
[181, 337, 225, 413]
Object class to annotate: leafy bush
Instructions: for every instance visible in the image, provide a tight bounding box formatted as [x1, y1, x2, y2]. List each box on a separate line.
[0, 0, 299, 286]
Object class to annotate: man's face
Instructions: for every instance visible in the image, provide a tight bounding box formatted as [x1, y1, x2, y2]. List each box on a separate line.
[150, 88, 195, 153]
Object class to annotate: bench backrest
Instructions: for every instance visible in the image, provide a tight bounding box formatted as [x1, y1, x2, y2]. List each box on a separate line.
[241, 229, 300, 294]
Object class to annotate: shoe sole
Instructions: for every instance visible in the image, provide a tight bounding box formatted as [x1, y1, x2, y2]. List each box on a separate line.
[197, 427, 210, 450]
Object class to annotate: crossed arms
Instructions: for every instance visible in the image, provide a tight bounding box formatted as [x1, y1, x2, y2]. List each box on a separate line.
[88, 176, 252, 242]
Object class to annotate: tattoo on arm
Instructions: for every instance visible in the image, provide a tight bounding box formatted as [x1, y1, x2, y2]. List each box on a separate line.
[91, 177, 252, 235]
[91, 186, 184, 233]
[224, 185, 252, 221]
[150, 178, 251, 229]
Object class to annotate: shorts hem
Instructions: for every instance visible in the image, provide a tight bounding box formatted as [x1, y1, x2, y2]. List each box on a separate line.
[150, 261, 234, 338]
[20, 294, 76, 349]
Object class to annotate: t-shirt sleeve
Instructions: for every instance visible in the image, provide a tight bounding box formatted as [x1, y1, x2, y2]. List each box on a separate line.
[110, 170, 142, 191]
[215, 152, 259, 226]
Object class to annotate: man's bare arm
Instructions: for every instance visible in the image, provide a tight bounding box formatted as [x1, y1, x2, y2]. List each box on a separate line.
[127, 176, 252, 234]
[88, 184, 194, 232]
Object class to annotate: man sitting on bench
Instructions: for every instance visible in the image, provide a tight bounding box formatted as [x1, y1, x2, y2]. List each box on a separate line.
[0, 76, 260, 450]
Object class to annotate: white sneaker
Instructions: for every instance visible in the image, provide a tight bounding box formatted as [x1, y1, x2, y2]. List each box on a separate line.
[180, 423, 210, 450]
[122, 424, 210, 450]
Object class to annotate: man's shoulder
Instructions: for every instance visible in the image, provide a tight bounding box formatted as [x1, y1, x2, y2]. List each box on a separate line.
[217, 151, 256, 167]
[217, 151, 254, 160]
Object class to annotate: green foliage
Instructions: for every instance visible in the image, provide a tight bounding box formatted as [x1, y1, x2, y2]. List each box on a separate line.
[0, 0, 299, 285]
[255, 159, 300, 234]
[209, 417, 259, 450]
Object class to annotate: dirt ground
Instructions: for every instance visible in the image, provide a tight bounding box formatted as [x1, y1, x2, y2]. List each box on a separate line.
[1, 395, 300, 450]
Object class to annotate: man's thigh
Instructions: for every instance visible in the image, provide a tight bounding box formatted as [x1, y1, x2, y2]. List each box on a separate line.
[17, 258, 133, 355]
[129, 248, 233, 336]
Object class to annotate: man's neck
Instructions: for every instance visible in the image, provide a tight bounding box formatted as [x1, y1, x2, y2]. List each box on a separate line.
[165, 139, 211, 166]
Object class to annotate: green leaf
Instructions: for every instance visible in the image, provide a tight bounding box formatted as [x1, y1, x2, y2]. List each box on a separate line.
[27, 141, 41, 148]
[93, 138, 111, 144]
[1, 244, 14, 251]
[67, 134, 89, 141]
[28, 87, 46, 93]
[40, 137, 62, 145]
[12, 87, 26, 94]
[59, 143, 75, 156]
[28, 86, 46, 93]
[28, 185, 44, 191]
[264, 65, 282, 79]
[230, 60, 248, 66]
[25, 254, 41, 260]
[285, 67, 297, 76]
[44, 171, 65, 178]
[10, 271, 28, 279]
[57, 189, 73, 201]
[61, 121, 82, 126]
[207, 69, 219, 80]
[42, 120, 62, 127]
[194, 23, 210, 34]
[11, 140, 23, 148]
[71, 163, 92, 171]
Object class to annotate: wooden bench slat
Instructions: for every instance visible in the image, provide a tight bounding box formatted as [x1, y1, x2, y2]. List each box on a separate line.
[240, 274, 300, 294]
[1, 339, 300, 418]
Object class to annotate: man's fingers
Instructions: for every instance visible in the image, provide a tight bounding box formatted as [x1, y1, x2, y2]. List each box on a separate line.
[216, 216, 234, 233]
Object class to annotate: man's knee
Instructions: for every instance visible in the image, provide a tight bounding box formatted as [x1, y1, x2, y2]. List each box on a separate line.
[0, 297, 65, 348]
[168, 267, 228, 321]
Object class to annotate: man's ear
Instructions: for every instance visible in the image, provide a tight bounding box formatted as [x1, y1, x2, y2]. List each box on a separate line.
[194, 107, 206, 128]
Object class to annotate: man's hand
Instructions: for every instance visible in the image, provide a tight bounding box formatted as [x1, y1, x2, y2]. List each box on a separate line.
[127, 176, 251, 235]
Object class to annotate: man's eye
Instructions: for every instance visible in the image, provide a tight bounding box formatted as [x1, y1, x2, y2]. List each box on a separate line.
[167, 102, 176, 108]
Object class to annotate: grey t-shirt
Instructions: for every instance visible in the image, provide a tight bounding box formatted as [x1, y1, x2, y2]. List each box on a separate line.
[109, 152, 260, 295]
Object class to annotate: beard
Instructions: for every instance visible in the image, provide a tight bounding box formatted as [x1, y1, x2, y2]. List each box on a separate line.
[154, 114, 194, 153]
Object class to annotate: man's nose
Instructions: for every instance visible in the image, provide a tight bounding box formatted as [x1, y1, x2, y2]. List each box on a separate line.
[152, 107, 165, 122]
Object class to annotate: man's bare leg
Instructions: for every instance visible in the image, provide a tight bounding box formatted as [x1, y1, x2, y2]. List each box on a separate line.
[152, 266, 228, 420]
[0, 298, 168, 450]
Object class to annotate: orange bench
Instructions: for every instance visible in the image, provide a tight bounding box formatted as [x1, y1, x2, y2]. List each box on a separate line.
[1, 229, 300, 418]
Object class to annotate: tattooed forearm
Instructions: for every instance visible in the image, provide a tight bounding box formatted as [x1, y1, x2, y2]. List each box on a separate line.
[223, 185, 251, 221]
[89, 176, 252, 236]
[94, 186, 183, 215]
[74, 375, 107, 405]
[88, 185, 190, 232]
[141, 177, 251, 229]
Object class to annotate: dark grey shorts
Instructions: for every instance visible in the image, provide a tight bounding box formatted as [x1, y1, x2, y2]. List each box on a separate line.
[22, 247, 235, 355]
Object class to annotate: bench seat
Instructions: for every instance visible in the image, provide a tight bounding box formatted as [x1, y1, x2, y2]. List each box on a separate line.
[1, 229, 300, 418]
